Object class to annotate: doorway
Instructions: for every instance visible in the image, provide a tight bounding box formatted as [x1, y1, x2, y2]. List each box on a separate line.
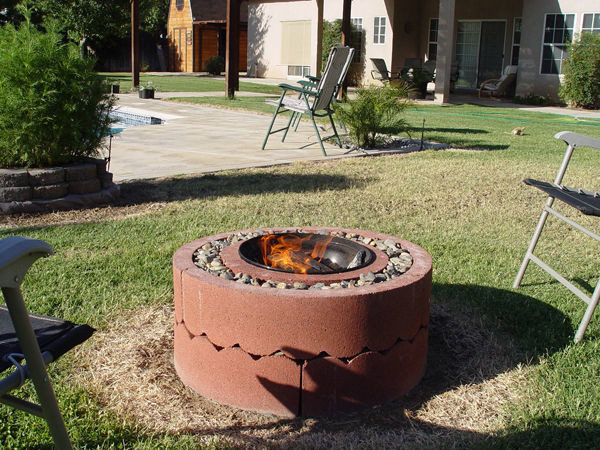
[455, 21, 505, 88]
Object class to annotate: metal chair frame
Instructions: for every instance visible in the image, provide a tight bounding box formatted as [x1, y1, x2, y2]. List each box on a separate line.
[514, 131, 600, 342]
[262, 47, 352, 156]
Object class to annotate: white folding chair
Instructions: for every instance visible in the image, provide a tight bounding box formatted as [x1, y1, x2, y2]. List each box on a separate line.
[514, 131, 600, 342]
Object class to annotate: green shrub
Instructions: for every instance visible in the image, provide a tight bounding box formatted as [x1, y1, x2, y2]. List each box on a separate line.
[205, 56, 225, 75]
[514, 93, 553, 106]
[333, 83, 412, 148]
[0, 9, 114, 168]
[559, 32, 600, 109]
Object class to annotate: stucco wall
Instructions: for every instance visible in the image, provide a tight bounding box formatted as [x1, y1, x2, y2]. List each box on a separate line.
[517, 0, 599, 100]
[248, 0, 395, 83]
[248, 0, 318, 79]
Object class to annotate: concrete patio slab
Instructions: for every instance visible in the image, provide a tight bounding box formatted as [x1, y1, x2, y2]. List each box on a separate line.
[110, 93, 356, 182]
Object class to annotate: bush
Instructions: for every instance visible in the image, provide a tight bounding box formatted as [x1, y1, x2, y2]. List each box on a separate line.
[333, 83, 412, 148]
[514, 93, 553, 106]
[559, 32, 600, 109]
[0, 9, 114, 168]
[205, 56, 225, 75]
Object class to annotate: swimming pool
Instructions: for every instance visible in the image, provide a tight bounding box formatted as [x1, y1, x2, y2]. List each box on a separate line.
[109, 110, 164, 135]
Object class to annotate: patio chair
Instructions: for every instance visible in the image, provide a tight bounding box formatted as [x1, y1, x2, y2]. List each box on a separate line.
[370, 58, 401, 84]
[479, 65, 517, 98]
[0, 236, 95, 448]
[262, 46, 352, 156]
[513, 131, 600, 343]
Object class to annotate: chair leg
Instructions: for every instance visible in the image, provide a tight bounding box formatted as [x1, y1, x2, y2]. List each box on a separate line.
[575, 279, 600, 343]
[2, 287, 72, 449]
[281, 110, 296, 143]
[261, 105, 281, 150]
[328, 113, 342, 148]
[514, 201, 553, 288]
[310, 114, 328, 156]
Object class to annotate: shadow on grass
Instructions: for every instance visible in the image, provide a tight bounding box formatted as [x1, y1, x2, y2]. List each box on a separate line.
[117, 172, 368, 206]
[406, 127, 510, 151]
[407, 126, 490, 135]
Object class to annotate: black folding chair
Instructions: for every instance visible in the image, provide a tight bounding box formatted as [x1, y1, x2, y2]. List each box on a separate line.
[0, 236, 94, 448]
[514, 131, 600, 342]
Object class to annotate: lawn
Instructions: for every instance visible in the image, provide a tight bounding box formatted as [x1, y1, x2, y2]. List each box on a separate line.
[100, 72, 282, 95]
[1, 97, 600, 447]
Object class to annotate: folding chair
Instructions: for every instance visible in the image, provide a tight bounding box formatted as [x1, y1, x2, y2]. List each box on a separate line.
[0, 236, 95, 448]
[514, 131, 600, 342]
[262, 46, 352, 156]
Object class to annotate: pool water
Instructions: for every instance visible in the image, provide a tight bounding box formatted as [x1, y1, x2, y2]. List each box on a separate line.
[109, 110, 163, 135]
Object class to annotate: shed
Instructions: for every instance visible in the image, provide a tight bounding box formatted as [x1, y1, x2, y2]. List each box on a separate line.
[167, 0, 248, 72]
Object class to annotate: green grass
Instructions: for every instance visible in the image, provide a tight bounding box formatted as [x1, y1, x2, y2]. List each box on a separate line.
[99, 72, 282, 95]
[2, 99, 600, 447]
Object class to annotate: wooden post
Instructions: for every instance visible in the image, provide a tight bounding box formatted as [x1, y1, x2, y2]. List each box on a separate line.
[340, 0, 352, 98]
[225, 0, 240, 99]
[131, 0, 140, 88]
[341, 0, 351, 47]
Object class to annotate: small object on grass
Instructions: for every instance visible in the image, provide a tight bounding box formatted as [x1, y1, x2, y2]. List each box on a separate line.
[512, 126, 526, 136]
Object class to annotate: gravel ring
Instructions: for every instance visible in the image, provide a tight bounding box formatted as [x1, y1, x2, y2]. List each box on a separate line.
[192, 228, 413, 290]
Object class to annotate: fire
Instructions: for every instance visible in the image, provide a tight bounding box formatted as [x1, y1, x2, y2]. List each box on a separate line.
[257, 233, 334, 274]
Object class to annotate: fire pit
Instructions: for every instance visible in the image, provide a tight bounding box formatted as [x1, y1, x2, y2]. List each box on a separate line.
[173, 227, 432, 417]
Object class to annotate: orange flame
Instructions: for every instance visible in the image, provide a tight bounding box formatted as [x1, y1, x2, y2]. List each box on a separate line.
[257, 234, 334, 274]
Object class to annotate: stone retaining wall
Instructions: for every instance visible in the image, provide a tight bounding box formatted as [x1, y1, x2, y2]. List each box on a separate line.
[0, 159, 120, 214]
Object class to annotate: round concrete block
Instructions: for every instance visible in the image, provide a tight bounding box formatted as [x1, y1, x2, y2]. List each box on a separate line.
[0, 169, 29, 187]
[27, 167, 65, 186]
[0, 186, 32, 202]
[68, 178, 101, 195]
[32, 183, 69, 200]
[65, 164, 97, 181]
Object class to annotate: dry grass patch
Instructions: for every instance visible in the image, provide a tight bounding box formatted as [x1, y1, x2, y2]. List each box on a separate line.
[73, 301, 525, 447]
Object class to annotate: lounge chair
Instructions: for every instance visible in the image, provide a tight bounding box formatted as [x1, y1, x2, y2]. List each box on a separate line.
[479, 65, 517, 98]
[262, 46, 353, 156]
[0, 236, 94, 448]
[514, 132, 600, 343]
[370, 58, 401, 84]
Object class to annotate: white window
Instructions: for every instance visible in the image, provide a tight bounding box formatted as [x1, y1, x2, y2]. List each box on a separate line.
[582, 13, 600, 34]
[511, 17, 522, 65]
[287, 66, 310, 77]
[350, 18, 363, 61]
[541, 13, 574, 74]
[428, 18, 438, 61]
[281, 20, 311, 66]
[374, 17, 386, 44]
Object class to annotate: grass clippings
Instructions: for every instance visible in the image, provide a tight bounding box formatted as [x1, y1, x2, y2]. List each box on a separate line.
[74, 302, 524, 448]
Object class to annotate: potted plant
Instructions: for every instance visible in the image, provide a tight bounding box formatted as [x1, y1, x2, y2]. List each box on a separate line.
[139, 81, 155, 99]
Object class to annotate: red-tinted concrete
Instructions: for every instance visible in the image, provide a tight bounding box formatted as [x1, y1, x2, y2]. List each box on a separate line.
[301, 327, 428, 416]
[173, 227, 432, 416]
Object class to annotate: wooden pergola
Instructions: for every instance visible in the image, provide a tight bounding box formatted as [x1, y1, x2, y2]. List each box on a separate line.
[224, 0, 353, 99]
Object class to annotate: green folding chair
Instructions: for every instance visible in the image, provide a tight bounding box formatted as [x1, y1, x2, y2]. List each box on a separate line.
[262, 46, 353, 156]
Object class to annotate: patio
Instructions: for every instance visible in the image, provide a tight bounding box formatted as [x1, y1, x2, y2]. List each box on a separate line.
[109, 88, 600, 182]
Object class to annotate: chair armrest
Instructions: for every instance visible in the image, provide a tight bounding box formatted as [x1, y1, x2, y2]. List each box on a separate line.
[555, 131, 600, 150]
[305, 75, 320, 83]
[480, 78, 500, 89]
[298, 80, 318, 90]
[0, 237, 53, 289]
[278, 83, 316, 96]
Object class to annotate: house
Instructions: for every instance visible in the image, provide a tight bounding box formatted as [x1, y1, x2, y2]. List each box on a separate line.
[247, 0, 600, 102]
[167, 0, 248, 72]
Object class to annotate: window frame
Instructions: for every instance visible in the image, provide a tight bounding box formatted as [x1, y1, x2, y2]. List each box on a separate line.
[511, 17, 522, 66]
[373, 16, 386, 44]
[539, 12, 575, 75]
[350, 17, 364, 62]
[581, 12, 600, 34]
[428, 18, 439, 62]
